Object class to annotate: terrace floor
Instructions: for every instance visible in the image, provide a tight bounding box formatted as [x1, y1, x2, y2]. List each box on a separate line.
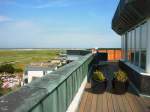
[78, 63, 150, 112]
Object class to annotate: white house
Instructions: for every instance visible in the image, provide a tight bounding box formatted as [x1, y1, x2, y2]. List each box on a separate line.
[22, 64, 58, 85]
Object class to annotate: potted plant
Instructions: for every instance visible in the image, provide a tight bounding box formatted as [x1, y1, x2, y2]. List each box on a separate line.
[112, 70, 128, 94]
[91, 70, 107, 93]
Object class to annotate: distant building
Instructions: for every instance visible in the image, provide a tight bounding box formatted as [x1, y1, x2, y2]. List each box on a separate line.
[22, 50, 90, 85]
[66, 50, 90, 62]
[1, 76, 20, 89]
[50, 59, 62, 64]
[59, 53, 67, 58]
[22, 63, 58, 85]
[66, 55, 81, 62]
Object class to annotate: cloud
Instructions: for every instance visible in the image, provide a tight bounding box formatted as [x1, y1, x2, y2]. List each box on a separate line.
[33, 1, 69, 8]
[0, 19, 120, 48]
[0, 0, 94, 8]
[13, 21, 35, 28]
[0, 16, 12, 22]
[0, 0, 71, 8]
[33, 3, 70, 9]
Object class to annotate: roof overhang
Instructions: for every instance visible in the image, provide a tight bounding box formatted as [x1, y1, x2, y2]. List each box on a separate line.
[112, 0, 150, 35]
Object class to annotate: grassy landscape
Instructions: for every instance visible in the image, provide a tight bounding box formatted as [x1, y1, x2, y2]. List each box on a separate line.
[0, 49, 61, 70]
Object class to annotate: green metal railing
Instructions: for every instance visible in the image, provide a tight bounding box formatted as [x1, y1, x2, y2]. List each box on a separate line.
[0, 53, 94, 112]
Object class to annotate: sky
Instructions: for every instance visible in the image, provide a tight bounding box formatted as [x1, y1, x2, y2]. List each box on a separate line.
[0, 0, 120, 48]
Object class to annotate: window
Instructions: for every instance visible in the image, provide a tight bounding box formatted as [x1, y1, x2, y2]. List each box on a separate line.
[32, 77, 39, 81]
[43, 71, 46, 75]
[127, 32, 131, 61]
[135, 51, 139, 66]
[122, 33, 128, 61]
[131, 30, 135, 63]
[24, 79, 28, 84]
[25, 71, 28, 75]
[140, 23, 147, 70]
[141, 23, 147, 50]
[141, 51, 146, 69]
[125, 22, 148, 70]
[121, 35, 125, 59]
[135, 27, 140, 66]
[135, 27, 140, 50]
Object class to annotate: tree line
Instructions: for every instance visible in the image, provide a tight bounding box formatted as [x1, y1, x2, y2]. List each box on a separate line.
[0, 64, 23, 74]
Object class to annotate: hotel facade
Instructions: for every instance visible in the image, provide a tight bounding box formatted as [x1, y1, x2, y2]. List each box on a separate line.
[112, 0, 150, 95]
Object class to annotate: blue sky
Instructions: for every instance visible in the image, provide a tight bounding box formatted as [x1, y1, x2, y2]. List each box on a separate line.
[0, 0, 120, 48]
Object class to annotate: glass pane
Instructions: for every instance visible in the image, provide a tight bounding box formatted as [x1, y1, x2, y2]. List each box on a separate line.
[131, 52, 134, 63]
[141, 23, 147, 50]
[127, 32, 130, 50]
[121, 36, 123, 49]
[135, 27, 140, 50]
[140, 50, 146, 70]
[134, 27, 140, 66]
[121, 35, 125, 59]
[135, 51, 139, 66]
[24, 79, 28, 84]
[127, 32, 131, 61]
[131, 30, 135, 50]
[132, 30, 136, 64]
[140, 22, 147, 70]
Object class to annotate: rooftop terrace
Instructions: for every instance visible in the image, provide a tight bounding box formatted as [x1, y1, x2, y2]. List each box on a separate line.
[78, 63, 150, 112]
[0, 50, 149, 112]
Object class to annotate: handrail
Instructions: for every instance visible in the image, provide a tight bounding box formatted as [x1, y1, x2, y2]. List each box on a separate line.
[0, 53, 94, 112]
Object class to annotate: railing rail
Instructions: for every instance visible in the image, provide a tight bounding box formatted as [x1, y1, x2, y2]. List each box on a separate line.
[0, 53, 94, 112]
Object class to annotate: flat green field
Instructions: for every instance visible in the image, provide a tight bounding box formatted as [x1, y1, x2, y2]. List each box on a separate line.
[0, 49, 60, 70]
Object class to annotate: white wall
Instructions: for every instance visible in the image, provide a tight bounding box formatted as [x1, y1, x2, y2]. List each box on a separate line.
[46, 71, 53, 74]
[28, 71, 44, 83]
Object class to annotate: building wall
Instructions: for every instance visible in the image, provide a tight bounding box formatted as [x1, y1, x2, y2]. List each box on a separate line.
[46, 71, 53, 74]
[120, 18, 150, 95]
[28, 71, 44, 83]
[98, 49, 122, 61]
[121, 18, 150, 73]
[119, 61, 150, 95]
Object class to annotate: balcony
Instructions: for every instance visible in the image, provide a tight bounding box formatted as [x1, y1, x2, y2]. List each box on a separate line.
[0, 49, 149, 112]
[78, 62, 150, 112]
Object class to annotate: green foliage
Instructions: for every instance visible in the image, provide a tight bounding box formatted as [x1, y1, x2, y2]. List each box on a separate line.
[0, 50, 60, 70]
[0, 80, 3, 88]
[0, 64, 15, 74]
[0, 64, 23, 74]
[15, 68, 23, 73]
[114, 70, 128, 82]
[93, 70, 105, 81]
[0, 88, 12, 96]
